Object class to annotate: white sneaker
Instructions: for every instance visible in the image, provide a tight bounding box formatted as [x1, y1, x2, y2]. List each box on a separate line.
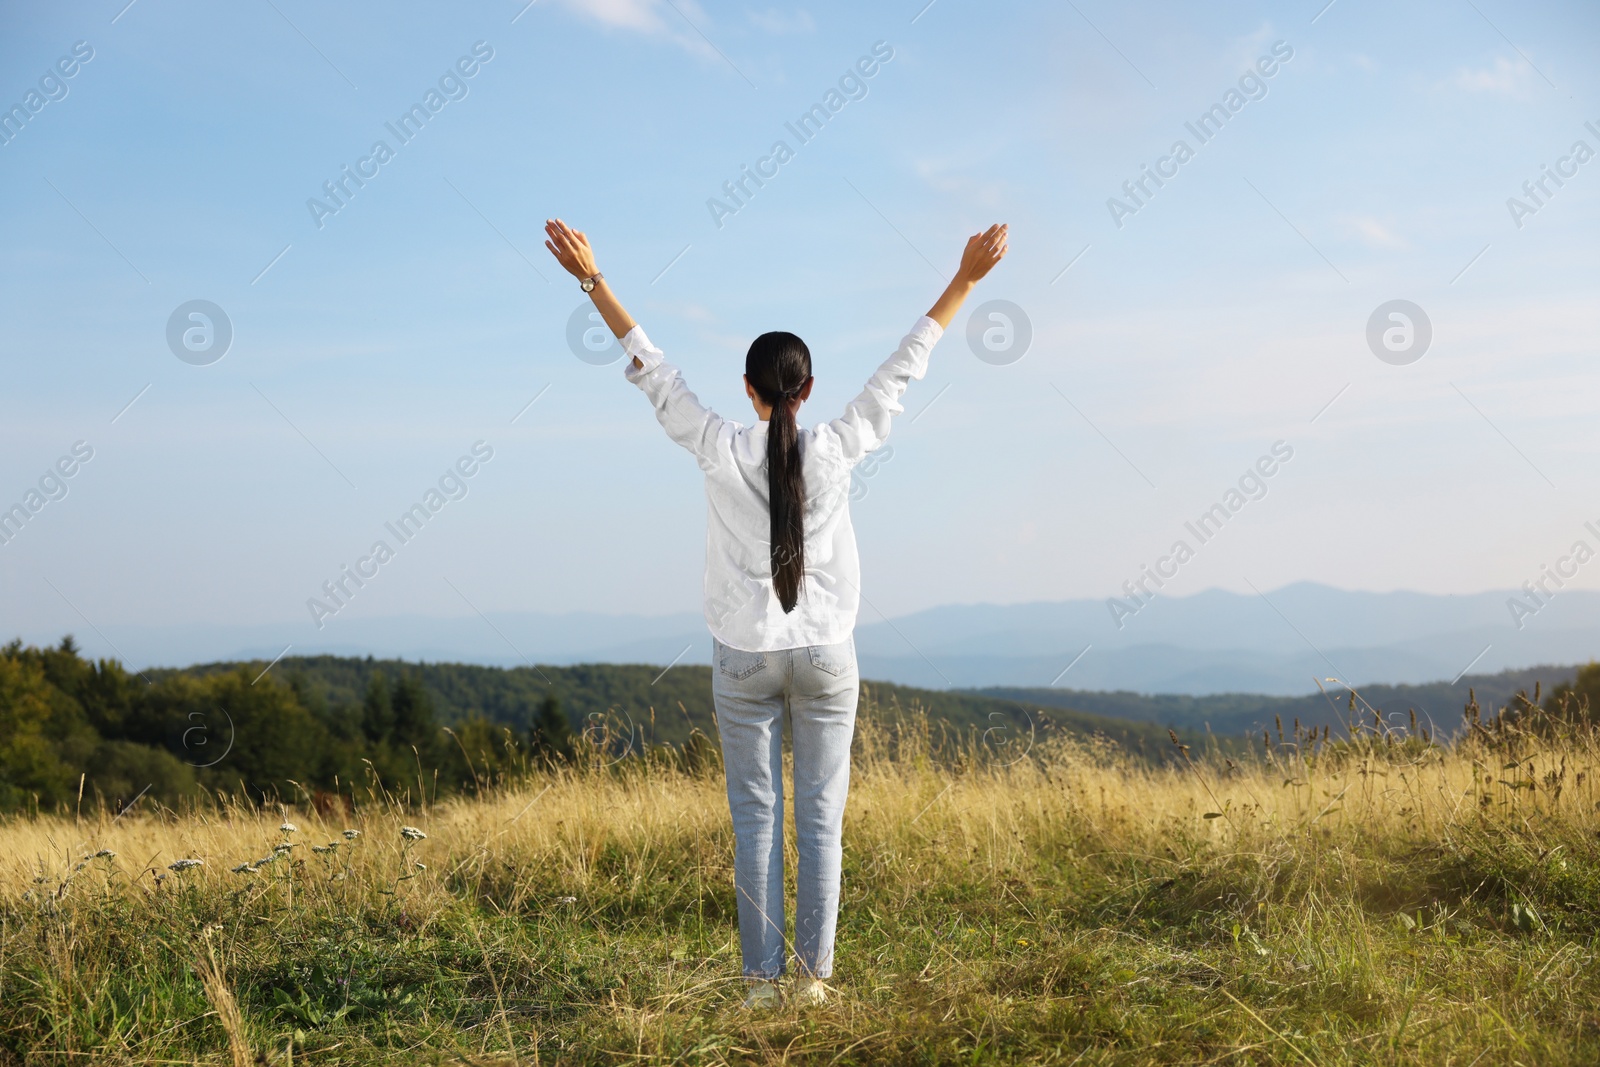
[792, 977, 828, 1006]
[742, 980, 781, 1010]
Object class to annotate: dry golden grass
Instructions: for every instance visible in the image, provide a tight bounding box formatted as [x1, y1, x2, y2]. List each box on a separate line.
[2, 705, 1597, 1064]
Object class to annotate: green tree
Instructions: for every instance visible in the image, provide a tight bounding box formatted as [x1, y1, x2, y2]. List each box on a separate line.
[86, 740, 199, 809]
[146, 668, 328, 801]
[392, 674, 437, 750]
[361, 674, 393, 743]
[0, 654, 78, 810]
[443, 716, 521, 791]
[1544, 662, 1600, 725]
[529, 693, 575, 763]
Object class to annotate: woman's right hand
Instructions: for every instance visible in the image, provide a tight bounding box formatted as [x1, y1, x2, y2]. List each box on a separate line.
[926, 223, 1008, 329]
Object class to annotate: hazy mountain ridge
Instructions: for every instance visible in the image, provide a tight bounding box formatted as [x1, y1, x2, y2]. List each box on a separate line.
[973, 663, 1579, 740]
[20, 583, 1598, 696]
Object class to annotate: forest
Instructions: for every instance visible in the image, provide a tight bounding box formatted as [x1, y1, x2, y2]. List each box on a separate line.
[0, 639, 1193, 814]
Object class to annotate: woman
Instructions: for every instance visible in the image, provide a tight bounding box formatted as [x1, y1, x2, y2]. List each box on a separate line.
[543, 218, 1008, 1008]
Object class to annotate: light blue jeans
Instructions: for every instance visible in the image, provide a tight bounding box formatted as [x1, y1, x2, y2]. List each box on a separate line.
[711, 636, 859, 980]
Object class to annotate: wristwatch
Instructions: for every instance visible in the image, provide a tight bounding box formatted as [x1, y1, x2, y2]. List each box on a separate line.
[580, 272, 604, 293]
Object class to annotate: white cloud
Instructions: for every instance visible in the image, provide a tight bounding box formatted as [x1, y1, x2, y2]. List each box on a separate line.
[1226, 23, 1280, 73]
[912, 156, 1008, 208]
[1341, 215, 1407, 250]
[747, 7, 814, 34]
[677, 302, 718, 323]
[1449, 55, 1535, 100]
[546, 0, 718, 61]
[554, 0, 668, 33]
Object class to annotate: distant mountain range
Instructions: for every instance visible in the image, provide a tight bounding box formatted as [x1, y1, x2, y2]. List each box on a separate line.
[977, 663, 1573, 742]
[27, 583, 1599, 697]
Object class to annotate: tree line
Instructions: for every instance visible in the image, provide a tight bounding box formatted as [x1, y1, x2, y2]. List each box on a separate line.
[0, 638, 576, 814]
[12, 635, 1540, 817]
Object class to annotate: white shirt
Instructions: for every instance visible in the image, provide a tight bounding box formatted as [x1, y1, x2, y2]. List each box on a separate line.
[623, 315, 944, 652]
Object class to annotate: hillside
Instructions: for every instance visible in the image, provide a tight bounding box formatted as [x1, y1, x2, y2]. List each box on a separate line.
[16, 640, 1584, 819]
[2, 641, 1202, 815]
[974, 662, 1584, 739]
[174, 655, 1196, 759]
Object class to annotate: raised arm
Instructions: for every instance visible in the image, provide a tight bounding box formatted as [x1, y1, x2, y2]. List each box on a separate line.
[925, 223, 1009, 329]
[545, 217, 730, 468]
[544, 219, 645, 368]
[812, 223, 1011, 467]
[818, 223, 1010, 466]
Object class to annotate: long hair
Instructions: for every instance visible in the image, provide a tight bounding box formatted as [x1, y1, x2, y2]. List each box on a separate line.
[745, 331, 812, 613]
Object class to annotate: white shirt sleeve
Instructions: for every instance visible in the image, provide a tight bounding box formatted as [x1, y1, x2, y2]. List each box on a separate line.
[816, 315, 944, 467]
[622, 324, 729, 472]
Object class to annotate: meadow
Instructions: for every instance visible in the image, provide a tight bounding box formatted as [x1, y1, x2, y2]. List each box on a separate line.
[1, 689, 1597, 1066]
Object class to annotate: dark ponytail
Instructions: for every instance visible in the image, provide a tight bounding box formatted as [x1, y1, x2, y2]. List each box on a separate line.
[745, 331, 812, 613]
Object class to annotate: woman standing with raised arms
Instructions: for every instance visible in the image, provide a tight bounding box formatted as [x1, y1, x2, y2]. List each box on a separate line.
[544, 218, 1008, 1008]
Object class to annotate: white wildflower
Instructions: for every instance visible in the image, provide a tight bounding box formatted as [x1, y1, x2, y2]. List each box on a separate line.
[279, 822, 298, 834]
[400, 826, 427, 841]
[94, 849, 116, 859]
[342, 829, 361, 840]
[312, 845, 332, 854]
[556, 896, 577, 904]
[168, 858, 204, 872]
[231, 863, 255, 874]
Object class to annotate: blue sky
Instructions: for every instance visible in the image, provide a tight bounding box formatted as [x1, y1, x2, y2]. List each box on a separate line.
[2, 0, 1598, 660]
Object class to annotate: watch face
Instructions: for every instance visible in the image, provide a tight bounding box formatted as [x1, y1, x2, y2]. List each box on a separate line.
[581, 278, 595, 291]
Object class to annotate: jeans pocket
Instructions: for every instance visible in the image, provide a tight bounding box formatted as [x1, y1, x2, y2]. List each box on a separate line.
[718, 645, 768, 681]
[806, 640, 855, 678]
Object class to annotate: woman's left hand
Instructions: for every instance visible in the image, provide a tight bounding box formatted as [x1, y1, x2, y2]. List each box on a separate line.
[544, 219, 599, 280]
